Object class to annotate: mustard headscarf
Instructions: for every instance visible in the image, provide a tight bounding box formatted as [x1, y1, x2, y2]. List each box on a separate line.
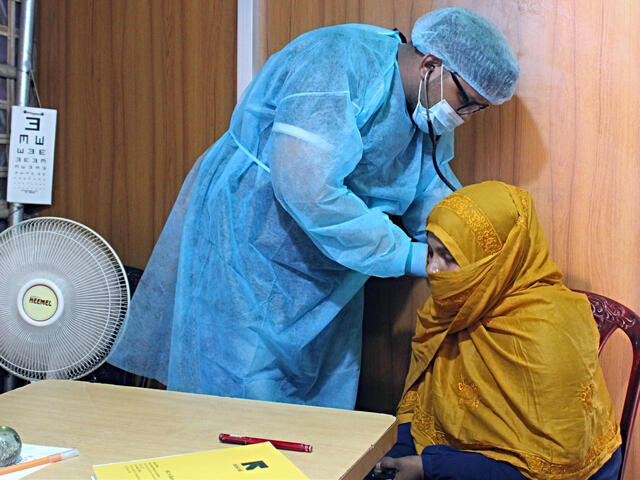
[397, 181, 620, 479]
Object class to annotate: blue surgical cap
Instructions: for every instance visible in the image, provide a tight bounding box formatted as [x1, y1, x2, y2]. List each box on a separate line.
[412, 7, 520, 105]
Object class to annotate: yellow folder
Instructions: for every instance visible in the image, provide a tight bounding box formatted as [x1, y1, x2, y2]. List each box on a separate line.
[92, 441, 309, 480]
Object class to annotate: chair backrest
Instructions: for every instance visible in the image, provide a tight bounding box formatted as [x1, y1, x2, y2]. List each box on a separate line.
[124, 265, 144, 297]
[575, 290, 640, 480]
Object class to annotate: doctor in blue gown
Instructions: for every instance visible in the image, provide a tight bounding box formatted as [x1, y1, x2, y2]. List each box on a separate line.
[109, 8, 520, 408]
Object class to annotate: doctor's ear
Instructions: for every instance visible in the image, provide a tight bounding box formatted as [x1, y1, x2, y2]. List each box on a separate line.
[419, 54, 442, 78]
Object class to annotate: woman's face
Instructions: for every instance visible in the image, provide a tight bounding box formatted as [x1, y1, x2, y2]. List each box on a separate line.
[426, 231, 460, 274]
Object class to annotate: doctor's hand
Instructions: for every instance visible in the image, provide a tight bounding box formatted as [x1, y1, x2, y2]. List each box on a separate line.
[373, 455, 424, 480]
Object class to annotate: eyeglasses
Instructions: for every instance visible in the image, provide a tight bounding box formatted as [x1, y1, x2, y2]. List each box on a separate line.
[450, 71, 490, 115]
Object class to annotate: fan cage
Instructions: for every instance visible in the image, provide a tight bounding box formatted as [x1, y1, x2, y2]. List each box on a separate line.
[0, 217, 129, 380]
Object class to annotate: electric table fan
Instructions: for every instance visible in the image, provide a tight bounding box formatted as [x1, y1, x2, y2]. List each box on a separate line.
[0, 217, 129, 380]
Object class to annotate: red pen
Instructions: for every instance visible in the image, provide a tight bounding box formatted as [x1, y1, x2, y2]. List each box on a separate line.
[219, 433, 313, 452]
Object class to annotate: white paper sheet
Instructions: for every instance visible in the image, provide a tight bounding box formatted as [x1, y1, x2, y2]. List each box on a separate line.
[1, 444, 70, 479]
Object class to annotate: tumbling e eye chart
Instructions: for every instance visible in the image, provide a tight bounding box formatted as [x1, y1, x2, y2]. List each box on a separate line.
[7, 105, 58, 205]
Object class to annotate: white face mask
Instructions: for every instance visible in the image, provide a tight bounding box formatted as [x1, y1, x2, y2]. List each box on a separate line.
[411, 67, 464, 136]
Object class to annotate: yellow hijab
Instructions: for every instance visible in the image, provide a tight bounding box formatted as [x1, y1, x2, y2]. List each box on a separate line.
[397, 181, 620, 479]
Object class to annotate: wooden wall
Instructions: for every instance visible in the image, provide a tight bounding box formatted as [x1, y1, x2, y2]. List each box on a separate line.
[36, 0, 237, 268]
[35, 0, 639, 476]
[255, 0, 640, 475]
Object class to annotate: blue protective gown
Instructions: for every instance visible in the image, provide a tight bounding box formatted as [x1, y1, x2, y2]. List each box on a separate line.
[108, 24, 461, 409]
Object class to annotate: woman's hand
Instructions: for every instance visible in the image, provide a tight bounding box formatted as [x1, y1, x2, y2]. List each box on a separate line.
[373, 455, 424, 480]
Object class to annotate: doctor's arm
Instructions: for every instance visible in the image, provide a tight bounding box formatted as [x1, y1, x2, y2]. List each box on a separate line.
[267, 92, 413, 278]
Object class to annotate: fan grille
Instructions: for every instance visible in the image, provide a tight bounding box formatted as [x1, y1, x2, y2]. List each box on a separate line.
[0, 217, 129, 380]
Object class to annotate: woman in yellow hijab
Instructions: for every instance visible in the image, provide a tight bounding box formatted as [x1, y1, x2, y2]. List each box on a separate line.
[373, 182, 621, 480]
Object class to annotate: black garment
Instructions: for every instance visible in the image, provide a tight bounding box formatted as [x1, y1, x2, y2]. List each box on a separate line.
[380, 423, 621, 480]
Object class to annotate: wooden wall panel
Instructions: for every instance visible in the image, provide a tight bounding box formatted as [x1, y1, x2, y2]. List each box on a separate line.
[36, 0, 237, 268]
[257, 0, 640, 475]
[34, 0, 640, 475]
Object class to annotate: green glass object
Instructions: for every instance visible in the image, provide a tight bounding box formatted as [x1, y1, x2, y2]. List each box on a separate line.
[0, 426, 21, 467]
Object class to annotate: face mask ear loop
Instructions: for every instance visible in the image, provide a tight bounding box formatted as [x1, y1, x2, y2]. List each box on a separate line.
[417, 76, 424, 110]
[426, 65, 457, 193]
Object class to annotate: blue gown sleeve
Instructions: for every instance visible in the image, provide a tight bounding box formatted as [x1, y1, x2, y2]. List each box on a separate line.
[266, 39, 411, 278]
[405, 242, 428, 277]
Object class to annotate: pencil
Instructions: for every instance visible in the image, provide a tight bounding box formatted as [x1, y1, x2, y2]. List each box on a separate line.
[0, 448, 78, 475]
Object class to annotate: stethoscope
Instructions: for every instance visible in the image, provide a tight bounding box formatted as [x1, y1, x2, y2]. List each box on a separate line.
[424, 65, 457, 193]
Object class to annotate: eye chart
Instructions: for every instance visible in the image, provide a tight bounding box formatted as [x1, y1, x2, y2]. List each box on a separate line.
[7, 106, 58, 205]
